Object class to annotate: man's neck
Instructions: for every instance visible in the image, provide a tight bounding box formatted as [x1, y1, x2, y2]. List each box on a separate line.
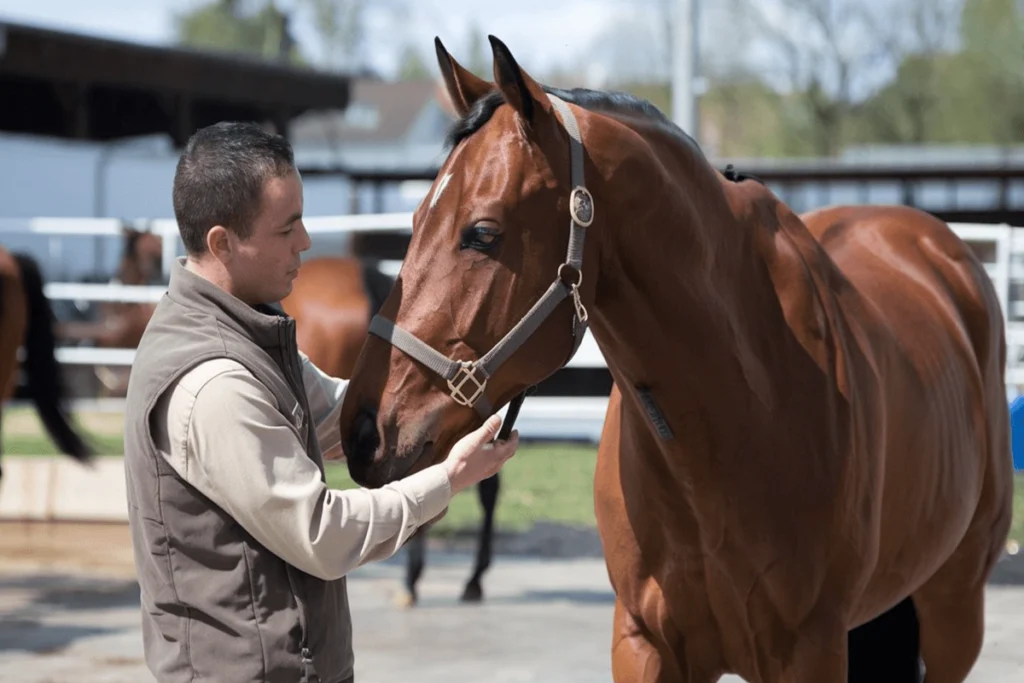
[185, 255, 245, 302]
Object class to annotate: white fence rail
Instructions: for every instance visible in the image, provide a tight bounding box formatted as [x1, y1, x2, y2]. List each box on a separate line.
[7, 215, 1024, 389]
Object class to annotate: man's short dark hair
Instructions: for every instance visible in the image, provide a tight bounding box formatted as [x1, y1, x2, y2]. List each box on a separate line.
[172, 122, 296, 255]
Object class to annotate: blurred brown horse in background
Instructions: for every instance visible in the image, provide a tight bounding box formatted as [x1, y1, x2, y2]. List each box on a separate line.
[337, 36, 1014, 682]
[59, 228, 163, 396]
[0, 246, 92, 479]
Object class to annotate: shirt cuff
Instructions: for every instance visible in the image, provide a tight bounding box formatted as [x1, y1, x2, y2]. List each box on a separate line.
[391, 464, 453, 524]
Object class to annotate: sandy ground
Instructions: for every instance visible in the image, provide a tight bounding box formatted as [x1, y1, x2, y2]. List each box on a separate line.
[1, 522, 1023, 683]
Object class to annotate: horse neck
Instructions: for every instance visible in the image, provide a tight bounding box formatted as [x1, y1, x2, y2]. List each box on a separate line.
[587, 119, 840, 472]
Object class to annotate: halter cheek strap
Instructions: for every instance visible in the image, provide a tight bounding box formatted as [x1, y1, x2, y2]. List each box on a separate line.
[367, 94, 592, 437]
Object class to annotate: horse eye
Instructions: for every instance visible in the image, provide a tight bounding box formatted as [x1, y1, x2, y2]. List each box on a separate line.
[460, 225, 501, 252]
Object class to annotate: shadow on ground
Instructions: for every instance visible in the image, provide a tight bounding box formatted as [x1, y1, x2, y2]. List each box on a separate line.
[0, 574, 140, 654]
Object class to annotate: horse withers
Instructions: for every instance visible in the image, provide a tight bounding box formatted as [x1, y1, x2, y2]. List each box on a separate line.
[335, 35, 1014, 683]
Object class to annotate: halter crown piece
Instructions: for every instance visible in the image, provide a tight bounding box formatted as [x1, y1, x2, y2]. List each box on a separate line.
[367, 94, 592, 438]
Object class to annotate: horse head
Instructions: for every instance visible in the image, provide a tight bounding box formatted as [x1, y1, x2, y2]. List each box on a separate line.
[337, 36, 605, 487]
[120, 228, 163, 286]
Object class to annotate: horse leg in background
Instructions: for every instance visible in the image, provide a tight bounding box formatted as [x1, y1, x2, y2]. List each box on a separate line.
[847, 596, 923, 682]
[396, 472, 500, 607]
[396, 524, 429, 608]
[461, 472, 500, 603]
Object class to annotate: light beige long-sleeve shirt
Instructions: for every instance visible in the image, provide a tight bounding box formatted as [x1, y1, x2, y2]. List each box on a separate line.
[149, 352, 452, 581]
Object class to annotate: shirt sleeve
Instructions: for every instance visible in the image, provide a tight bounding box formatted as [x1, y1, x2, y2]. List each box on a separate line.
[298, 351, 347, 458]
[152, 358, 452, 581]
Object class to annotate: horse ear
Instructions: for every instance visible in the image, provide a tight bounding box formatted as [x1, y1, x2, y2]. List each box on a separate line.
[435, 37, 493, 117]
[488, 35, 552, 125]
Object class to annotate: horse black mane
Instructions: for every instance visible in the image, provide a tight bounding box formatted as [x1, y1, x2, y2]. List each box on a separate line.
[444, 85, 701, 153]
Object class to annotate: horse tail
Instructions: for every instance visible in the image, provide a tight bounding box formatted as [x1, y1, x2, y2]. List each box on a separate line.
[13, 253, 93, 463]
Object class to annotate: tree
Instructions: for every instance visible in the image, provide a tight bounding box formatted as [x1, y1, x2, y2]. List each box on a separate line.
[396, 43, 431, 81]
[733, 0, 897, 155]
[465, 23, 490, 80]
[299, 0, 409, 75]
[956, 0, 1024, 143]
[174, 0, 305, 65]
[300, 0, 367, 72]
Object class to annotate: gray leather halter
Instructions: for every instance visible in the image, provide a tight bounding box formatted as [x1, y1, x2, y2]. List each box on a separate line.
[367, 94, 593, 437]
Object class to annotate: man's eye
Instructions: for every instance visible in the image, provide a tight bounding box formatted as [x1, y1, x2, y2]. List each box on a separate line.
[460, 226, 501, 251]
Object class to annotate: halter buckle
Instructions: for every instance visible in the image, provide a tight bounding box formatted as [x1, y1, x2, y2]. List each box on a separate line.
[570, 186, 595, 227]
[447, 361, 488, 407]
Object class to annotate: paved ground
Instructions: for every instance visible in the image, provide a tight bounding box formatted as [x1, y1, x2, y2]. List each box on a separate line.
[1, 522, 1022, 682]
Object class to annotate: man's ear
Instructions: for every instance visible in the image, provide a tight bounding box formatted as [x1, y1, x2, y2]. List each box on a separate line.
[206, 225, 233, 262]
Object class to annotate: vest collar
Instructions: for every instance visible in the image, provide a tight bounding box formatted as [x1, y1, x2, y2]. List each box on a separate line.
[167, 257, 291, 349]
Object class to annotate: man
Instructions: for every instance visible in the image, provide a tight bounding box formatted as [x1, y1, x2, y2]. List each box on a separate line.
[123, 121, 519, 683]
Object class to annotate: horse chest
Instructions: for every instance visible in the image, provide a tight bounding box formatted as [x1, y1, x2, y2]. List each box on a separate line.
[598, 395, 835, 679]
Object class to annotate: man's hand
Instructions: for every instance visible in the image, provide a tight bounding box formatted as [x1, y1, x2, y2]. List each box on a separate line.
[443, 415, 519, 495]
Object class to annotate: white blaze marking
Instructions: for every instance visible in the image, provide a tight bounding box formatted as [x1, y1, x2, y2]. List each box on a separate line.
[430, 172, 453, 210]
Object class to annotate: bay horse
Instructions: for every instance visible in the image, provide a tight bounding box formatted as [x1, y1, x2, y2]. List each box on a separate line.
[335, 36, 1014, 682]
[0, 246, 92, 478]
[280, 256, 503, 606]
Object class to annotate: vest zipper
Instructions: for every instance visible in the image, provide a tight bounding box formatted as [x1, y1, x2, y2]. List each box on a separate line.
[301, 646, 317, 682]
[286, 566, 317, 680]
[281, 321, 319, 682]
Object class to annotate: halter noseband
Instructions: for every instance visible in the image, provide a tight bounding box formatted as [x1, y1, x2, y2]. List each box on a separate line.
[367, 94, 592, 439]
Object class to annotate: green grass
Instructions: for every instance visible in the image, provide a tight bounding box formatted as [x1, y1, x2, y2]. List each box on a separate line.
[3, 431, 124, 456]
[324, 443, 599, 536]
[1, 407, 599, 535]
[2, 406, 125, 456]
[5, 407, 1024, 544]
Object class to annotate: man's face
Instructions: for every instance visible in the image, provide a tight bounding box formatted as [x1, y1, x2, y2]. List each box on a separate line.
[230, 168, 311, 305]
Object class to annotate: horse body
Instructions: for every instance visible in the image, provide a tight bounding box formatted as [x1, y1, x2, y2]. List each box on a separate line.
[592, 170, 1012, 680]
[336, 36, 1014, 682]
[0, 248, 28, 402]
[281, 256, 377, 378]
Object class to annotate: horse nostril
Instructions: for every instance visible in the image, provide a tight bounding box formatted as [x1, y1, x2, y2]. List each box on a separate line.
[348, 406, 380, 462]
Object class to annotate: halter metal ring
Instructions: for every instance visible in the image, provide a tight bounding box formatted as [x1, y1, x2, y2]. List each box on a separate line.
[447, 360, 488, 407]
[557, 263, 583, 288]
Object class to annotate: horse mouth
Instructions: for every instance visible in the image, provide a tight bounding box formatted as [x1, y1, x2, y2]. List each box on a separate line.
[350, 440, 435, 488]
[401, 440, 435, 479]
